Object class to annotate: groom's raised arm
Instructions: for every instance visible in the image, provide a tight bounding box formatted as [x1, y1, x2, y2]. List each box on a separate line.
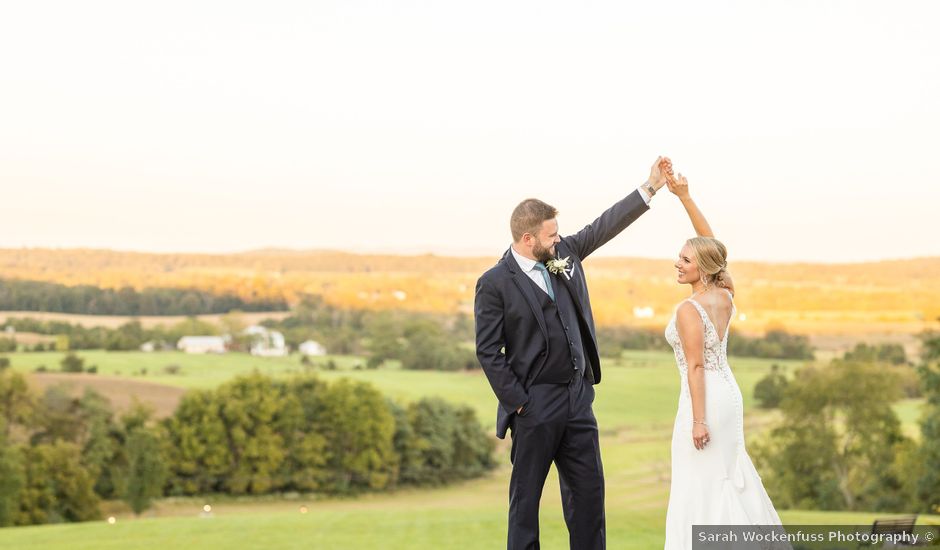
[474, 277, 528, 414]
[564, 189, 650, 260]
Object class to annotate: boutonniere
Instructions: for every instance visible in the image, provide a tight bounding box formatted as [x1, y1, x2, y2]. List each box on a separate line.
[545, 256, 572, 280]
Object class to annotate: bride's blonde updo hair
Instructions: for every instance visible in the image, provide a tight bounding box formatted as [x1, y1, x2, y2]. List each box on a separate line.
[685, 236, 731, 289]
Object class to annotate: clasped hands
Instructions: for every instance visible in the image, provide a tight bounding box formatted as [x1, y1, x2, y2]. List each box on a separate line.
[647, 156, 690, 200]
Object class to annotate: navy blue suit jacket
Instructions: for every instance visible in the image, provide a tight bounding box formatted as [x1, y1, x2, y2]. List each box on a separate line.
[474, 190, 650, 438]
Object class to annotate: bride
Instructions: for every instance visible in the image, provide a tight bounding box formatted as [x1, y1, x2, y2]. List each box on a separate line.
[661, 172, 789, 549]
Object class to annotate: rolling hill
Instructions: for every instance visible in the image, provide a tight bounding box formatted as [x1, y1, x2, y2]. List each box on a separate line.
[1, 248, 937, 355]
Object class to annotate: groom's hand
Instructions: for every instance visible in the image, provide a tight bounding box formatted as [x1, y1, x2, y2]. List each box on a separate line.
[646, 156, 673, 191]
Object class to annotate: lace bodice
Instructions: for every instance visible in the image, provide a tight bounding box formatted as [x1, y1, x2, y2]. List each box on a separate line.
[665, 295, 735, 376]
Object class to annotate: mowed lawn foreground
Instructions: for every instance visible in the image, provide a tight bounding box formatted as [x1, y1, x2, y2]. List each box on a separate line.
[1, 350, 934, 549]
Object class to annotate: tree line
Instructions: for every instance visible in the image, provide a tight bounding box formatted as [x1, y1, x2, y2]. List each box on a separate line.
[0, 278, 287, 316]
[0, 371, 495, 526]
[272, 296, 816, 367]
[595, 325, 814, 360]
[2, 292, 815, 366]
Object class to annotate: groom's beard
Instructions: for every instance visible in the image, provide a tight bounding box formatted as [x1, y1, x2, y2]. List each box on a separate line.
[532, 242, 554, 264]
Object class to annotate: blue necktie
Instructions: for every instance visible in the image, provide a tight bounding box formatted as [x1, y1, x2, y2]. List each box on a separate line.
[532, 263, 555, 301]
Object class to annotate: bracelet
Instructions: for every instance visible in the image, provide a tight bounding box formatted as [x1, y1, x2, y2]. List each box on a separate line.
[693, 420, 708, 425]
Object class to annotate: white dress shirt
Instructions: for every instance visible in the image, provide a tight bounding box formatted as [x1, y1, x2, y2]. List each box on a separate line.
[510, 246, 552, 296]
[510, 186, 653, 297]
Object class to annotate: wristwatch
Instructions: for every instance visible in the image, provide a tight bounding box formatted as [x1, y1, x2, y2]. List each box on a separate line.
[642, 181, 657, 197]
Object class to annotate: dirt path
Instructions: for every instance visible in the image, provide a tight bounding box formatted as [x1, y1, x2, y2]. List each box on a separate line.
[26, 372, 186, 418]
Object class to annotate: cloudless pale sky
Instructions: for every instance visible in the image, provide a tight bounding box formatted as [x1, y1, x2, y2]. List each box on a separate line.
[1, 0, 937, 262]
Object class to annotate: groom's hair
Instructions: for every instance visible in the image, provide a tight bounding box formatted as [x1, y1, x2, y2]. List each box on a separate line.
[510, 198, 558, 242]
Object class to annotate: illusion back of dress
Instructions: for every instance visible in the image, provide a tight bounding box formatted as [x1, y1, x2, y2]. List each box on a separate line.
[664, 290, 736, 401]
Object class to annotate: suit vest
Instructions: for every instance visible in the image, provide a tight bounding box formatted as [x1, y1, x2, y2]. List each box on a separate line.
[524, 273, 589, 384]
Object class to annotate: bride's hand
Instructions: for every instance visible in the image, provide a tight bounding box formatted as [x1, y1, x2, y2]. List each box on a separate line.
[667, 173, 691, 200]
[648, 156, 673, 190]
[693, 423, 710, 450]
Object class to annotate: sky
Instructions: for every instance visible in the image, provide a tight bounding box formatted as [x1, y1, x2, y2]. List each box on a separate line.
[1, 0, 938, 262]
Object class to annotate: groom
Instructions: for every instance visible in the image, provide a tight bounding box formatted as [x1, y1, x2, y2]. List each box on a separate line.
[474, 158, 672, 550]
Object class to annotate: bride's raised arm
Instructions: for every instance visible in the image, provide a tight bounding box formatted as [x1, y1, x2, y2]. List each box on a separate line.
[666, 173, 714, 238]
[667, 173, 735, 295]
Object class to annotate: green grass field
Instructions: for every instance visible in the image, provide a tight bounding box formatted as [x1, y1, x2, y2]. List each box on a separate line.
[1, 350, 935, 549]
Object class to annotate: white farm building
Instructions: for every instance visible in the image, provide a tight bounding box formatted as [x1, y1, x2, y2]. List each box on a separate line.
[177, 336, 227, 354]
[298, 340, 327, 357]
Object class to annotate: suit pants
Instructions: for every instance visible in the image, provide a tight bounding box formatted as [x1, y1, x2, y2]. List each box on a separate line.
[508, 373, 605, 550]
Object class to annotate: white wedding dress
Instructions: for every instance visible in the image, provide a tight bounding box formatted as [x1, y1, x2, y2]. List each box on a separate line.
[663, 292, 790, 549]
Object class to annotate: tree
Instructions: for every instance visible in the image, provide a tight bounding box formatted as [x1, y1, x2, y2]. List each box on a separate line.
[400, 319, 466, 371]
[0, 338, 16, 353]
[753, 364, 789, 409]
[76, 389, 120, 498]
[364, 313, 403, 368]
[154, 372, 494, 499]
[27, 385, 122, 500]
[451, 404, 495, 478]
[97, 400, 156, 500]
[726, 328, 815, 360]
[400, 398, 459, 485]
[17, 441, 101, 524]
[844, 342, 908, 365]
[55, 334, 69, 352]
[162, 374, 325, 496]
[105, 320, 147, 351]
[315, 379, 397, 493]
[60, 352, 84, 373]
[280, 377, 329, 491]
[161, 389, 232, 495]
[31, 385, 84, 444]
[122, 428, 167, 516]
[121, 399, 155, 433]
[220, 311, 253, 352]
[401, 320, 448, 370]
[0, 370, 34, 439]
[215, 373, 287, 494]
[219, 311, 247, 336]
[451, 347, 480, 371]
[396, 398, 494, 486]
[913, 330, 940, 513]
[388, 400, 416, 488]
[754, 360, 908, 511]
[0, 434, 24, 526]
[165, 317, 220, 344]
[0, 278, 286, 316]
